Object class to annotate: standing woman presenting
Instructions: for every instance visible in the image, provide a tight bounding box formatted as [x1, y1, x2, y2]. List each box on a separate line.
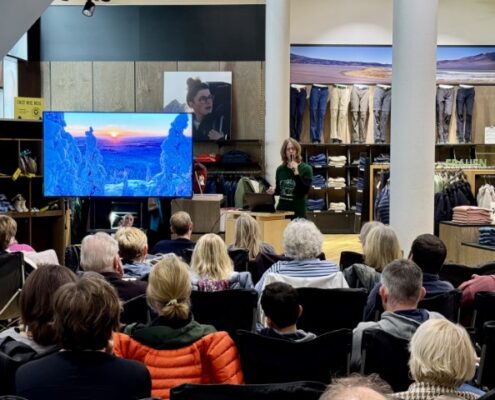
[267, 138, 312, 218]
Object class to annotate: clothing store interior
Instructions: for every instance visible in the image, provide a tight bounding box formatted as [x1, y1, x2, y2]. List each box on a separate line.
[2, 1, 495, 399]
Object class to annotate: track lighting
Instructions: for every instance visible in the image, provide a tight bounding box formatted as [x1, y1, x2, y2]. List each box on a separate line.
[82, 0, 96, 17]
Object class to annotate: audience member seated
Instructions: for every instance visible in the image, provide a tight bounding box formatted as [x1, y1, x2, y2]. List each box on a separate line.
[0, 264, 77, 394]
[190, 233, 253, 291]
[15, 273, 152, 400]
[393, 319, 479, 400]
[115, 227, 155, 279]
[228, 213, 275, 259]
[258, 282, 316, 342]
[459, 273, 495, 317]
[319, 373, 393, 400]
[0, 215, 35, 254]
[80, 232, 147, 301]
[150, 211, 195, 256]
[255, 219, 343, 293]
[352, 259, 444, 370]
[113, 254, 243, 400]
[359, 221, 385, 248]
[345, 224, 401, 292]
[365, 234, 453, 320]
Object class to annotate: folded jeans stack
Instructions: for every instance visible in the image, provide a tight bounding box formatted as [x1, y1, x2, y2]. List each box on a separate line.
[452, 206, 492, 225]
[357, 177, 365, 191]
[312, 175, 326, 188]
[308, 153, 327, 167]
[329, 202, 346, 211]
[307, 198, 326, 211]
[328, 155, 347, 168]
[327, 177, 346, 188]
[479, 227, 495, 246]
[374, 153, 390, 163]
[356, 201, 363, 213]
[359, 155, 370, 171]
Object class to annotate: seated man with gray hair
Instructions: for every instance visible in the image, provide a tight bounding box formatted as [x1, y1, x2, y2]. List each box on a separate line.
[351, 259, 445, 371]
[254, 218, 343, 293]
[80, 232, 147, 301]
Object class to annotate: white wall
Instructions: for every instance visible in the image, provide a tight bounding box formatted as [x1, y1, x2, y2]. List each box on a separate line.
[290, 0, 495, 45]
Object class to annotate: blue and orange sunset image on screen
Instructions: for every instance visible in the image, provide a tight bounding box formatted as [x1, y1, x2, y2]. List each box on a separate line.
[43, 112, 193, 197]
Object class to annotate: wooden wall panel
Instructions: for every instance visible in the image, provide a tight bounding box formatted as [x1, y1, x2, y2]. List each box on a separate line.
[177, 62, 220, 71]
[135, 62, 177, 112]
[40, 62, 51, 110]
[93, 62, 135, 112]
[220, 61, 263, 140]
[50, 62, 92, 111]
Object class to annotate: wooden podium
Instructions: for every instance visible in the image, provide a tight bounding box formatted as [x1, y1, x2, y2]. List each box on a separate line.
[171, 195, 223, 235]
[225, 210, 293, 254]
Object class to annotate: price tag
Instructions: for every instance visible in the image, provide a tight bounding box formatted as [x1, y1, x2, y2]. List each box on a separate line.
[12, 168, 21, 181]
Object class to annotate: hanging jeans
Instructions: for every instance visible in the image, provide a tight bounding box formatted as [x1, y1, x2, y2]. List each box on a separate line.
[309, 85, 329, 143]
[330, 85, 351, 142]
[373, 86, 392, 144]
[350, 86, 370, 143]
[456, 87, 475, 143]
[436, 86, 454, 144]
[290, 86, 307, 141]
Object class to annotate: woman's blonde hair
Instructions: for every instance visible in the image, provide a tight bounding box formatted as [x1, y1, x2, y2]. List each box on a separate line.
[409, 319, 476, 388]
[280, 138, 302, 164]
[234, 213, 262, 259]
[147, 254, 191, 320]
[191, 233, 232, 280]
[0, 215, 17, 250]
[364, 225, 401, 272]
[359, 221, 384, 247]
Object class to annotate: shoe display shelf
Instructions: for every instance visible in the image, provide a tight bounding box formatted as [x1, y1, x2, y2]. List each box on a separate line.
[0, 119, 67, 261]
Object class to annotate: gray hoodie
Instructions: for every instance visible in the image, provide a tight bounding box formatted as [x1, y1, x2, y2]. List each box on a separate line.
[351, 310, 445, 370]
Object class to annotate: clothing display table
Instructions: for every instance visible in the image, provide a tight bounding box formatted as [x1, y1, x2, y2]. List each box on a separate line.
[460, 242, 495, 266]
[225, 210, 293, 254]
[439, 221, 493, 266]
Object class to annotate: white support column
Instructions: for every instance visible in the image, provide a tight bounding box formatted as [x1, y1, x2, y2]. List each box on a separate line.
[265, 0, 290, 185]
[390, 0, 438, 252]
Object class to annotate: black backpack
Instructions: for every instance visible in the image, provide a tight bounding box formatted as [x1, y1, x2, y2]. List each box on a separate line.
[0, 335, 58, 395]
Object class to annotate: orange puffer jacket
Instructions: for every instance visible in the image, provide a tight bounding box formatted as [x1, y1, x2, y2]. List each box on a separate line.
[113, 330, 243, 400]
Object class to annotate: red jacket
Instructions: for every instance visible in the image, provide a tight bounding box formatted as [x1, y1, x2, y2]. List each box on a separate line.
[113, 329, 243, 400]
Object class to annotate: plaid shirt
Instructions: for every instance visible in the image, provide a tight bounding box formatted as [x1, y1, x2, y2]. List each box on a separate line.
[393, 382, 479, 400]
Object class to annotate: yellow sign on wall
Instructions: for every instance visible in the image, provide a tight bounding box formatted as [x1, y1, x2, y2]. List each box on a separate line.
[14, 97, 44, 120]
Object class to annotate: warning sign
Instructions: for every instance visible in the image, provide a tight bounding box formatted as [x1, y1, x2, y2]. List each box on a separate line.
[14, 97, 44, 120]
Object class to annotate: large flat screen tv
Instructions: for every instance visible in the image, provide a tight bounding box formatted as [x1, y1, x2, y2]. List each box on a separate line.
[43, 111, 193, 198]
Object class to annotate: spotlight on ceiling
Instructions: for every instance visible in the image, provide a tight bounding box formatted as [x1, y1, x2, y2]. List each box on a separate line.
[82, 0, 95, 17]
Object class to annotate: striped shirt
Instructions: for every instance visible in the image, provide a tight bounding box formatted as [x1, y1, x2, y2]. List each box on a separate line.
[255, 259, 340, 292]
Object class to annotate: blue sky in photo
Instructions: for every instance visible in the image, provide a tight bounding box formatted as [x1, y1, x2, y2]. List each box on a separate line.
[291, 45, 495, 64]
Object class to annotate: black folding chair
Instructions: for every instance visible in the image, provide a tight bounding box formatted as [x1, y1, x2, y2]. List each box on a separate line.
[439, 263, 477, 288]
[361, 329, 412, 392]
[339, 251, 364, 270]
[190, 290, 258, 339]
[297, 288, 368, 335]
[418, 289, 462, 322]
[0, 252, 25, 325]
[121, 294, 152, 325]
[473, 292, 495, 345]
[477, 321, 495, 390]
[237, 329, 352, 384]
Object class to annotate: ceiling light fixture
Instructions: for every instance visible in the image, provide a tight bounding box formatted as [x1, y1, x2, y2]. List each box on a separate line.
[82, 0, 96, 17]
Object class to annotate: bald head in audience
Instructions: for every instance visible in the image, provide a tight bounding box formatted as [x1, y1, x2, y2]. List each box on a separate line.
[320, 374, 392, 400]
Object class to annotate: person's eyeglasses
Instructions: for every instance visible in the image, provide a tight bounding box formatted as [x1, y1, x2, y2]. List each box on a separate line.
[197, 94, 214, 103]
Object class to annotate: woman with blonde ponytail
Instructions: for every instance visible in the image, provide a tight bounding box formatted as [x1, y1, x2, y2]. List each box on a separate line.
[113, 254, 243, 400]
